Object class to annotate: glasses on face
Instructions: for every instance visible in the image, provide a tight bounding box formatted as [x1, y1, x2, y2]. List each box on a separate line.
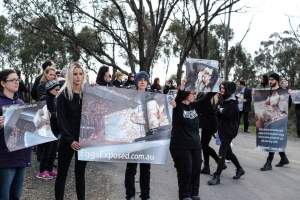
[6, 78, 20, 83]
[54, 88, 60, 91]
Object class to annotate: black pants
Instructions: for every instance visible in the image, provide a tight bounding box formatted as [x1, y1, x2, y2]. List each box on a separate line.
[170, 148, 202, 200]
[201, 129, 219, 167]
[55, 142, 87, 200]
[239, 111, 249, 132]
[215, 137, 241, 176]
[39, 141, 58, 172]
[266, 152, 288, 163]
[125, 163, 151, 199]
[295, 107, 300, 138]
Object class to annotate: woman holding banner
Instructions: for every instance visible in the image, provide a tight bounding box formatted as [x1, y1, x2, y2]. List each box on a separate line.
[170, 80, 215, 200]
[0, 69, 31, 200]
[124, 71, 152, 200]
[208, 82, 245, 185]
[55, 62, 87, 200]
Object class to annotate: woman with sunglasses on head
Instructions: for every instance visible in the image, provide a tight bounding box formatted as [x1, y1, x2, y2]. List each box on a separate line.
[170, 79, 215, 200]
[55, 62, 87, 200]
[37, 66, 57, 101]
[0, 69, 31, 200]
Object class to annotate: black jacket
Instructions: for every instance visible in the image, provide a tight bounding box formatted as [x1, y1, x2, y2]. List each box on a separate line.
[217, 97, 239, 139]
[112, 80, 123, 88]
[37, 82, 47, 101]
[242, 87, 252, 112]
[46, 93, 59, 137]
[197, 93, 218, 133]
[31, 74, 43, 101]
[170, 90, 215, 149]
[57, 91, 82, 145]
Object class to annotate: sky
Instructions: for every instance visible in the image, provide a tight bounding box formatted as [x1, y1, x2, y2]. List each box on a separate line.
[1, 0, 300, 83]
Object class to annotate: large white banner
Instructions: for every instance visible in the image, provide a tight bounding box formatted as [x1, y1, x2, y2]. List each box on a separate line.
[78, 85, 172, 164]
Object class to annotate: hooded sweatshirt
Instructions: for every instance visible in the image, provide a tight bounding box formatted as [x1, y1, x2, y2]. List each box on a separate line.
[0, 92, 31, 168]
[217, 82, 240, 139]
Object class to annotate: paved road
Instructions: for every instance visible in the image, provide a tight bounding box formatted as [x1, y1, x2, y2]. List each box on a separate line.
[98, 133, 300, 200]
[22, 133, 300, 200]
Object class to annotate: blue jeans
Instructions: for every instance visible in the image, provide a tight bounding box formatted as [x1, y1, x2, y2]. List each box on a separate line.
[0, 167, 26, 200]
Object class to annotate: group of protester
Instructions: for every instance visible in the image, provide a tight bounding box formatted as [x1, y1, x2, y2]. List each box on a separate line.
[0, 59, 299, 200]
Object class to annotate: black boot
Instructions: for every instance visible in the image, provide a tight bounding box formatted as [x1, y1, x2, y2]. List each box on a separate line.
[275, 158, 289, 167]
[260, 161, 272, 171]
[233, 168, 245, 179]
[200, 165, 210, 175]
[207, 174, 220, 185]
[192, 196, 201, 200]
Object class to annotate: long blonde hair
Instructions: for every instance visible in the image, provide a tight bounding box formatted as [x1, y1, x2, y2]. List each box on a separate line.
[58, 62, 86, 101]
[40, 66, 57, 83]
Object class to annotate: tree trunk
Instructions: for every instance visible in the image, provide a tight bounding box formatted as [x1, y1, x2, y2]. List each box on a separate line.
[203, 0, 209, 58]
[224, 0, 233, 81]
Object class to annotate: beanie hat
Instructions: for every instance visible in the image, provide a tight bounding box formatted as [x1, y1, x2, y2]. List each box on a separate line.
[269, 73, 280, 82]
[134, 71, 149, 84]
[45, 80, 60, 92]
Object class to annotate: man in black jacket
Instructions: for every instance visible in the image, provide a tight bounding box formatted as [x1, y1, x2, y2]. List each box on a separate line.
[208, 81, 245, 185]
[237, 80, 252, 133]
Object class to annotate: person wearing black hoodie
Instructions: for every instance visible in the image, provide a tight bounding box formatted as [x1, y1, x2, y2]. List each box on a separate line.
[170, 80, 215, 200]
[208, 81, 245, 186]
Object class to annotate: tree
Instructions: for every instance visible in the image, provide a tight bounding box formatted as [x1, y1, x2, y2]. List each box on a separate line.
[164, 0, 242, 83]
[4, 0, 181, 74]
[254, 31, 300, 87]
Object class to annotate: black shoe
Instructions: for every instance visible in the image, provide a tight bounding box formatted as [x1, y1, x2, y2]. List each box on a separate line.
[275, 159, 289, 167]
[192, 196, 201, 200]
[260, 163, 272, 171]
[126, 197, 135, 200]
[233, 168, 245, 179]
[207, 175, 220, 185]
[200, 165, 210, 175]
[223, 163, 227, 170]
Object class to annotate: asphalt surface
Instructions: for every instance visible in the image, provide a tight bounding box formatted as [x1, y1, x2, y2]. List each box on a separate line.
[22, 133, 300, 200]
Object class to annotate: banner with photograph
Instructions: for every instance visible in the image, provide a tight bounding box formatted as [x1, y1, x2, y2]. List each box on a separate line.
[253, 88, 289, 152]
[290, 90, 300, 104]
[185, 58, 222, 93]
[3, 102, 57, 152]
[78, 85, 172, 164]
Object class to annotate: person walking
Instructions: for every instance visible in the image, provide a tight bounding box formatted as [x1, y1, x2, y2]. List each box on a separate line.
[208, 81, 245, 185]
[260, 73, 289, 171]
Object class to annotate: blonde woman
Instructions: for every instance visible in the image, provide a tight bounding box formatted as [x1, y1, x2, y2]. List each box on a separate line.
[55, 62, 87, 200]
[37, 66, 57, 101]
